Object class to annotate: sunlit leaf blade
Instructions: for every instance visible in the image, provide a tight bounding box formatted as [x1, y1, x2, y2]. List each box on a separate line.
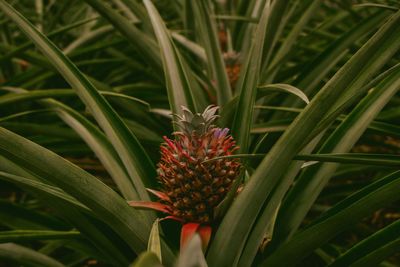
[0, 243, 65, 267]
[0, 0, 156, 204]
[147, 219, 162, 263]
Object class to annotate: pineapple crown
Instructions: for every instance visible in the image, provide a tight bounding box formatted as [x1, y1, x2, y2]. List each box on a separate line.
[174, 105, 219, 136]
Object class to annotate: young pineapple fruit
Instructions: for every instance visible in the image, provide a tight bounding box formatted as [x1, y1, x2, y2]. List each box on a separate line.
[129, 106, 241, 225]
[224, 51, 241, 90]
[128, 105, 241, 248]
[158, 105, 241, 224]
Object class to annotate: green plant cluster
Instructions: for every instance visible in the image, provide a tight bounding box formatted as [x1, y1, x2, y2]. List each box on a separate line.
[0, 0, 399, 266]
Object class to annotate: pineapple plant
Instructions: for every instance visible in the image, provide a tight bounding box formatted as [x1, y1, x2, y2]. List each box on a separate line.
[1, 0, 400, 266]
[129, 105, 241, 248]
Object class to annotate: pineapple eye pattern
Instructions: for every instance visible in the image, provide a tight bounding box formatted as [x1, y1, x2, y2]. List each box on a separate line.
[158, 106, 241, 223]
[128, 105, 241, 247]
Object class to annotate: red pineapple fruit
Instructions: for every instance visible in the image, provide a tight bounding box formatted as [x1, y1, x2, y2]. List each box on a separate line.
[129, 105, 241, 249]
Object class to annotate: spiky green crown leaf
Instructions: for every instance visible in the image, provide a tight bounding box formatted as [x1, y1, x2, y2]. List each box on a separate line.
[174, 105, 219, 136]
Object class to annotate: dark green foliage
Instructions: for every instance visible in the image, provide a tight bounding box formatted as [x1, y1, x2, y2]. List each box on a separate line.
[0, 0, 399, 266]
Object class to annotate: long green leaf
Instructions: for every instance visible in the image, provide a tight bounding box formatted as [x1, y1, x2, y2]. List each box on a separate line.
[0, 122, 79, 140]
[192, 1, 232, 105]
[272, 60, 400, 248]
[266, 0, 321, 80]
[293, 11, 388, 97]
[147, 219, 162, 263]
[205, 153, 400, 167]
[0, 201, 65, 231]
[207, 10, 400, 266]
[309, 63, 400, 140]
[0, 17, 99, 65]
[130, 251, 163, 267]
[258, 83, 310, 104]
[0, 157, 132, 266]
[1, 88, 142, 201]
[143, 0, 202, 115]
[0, 230, 80, 242]
[0, 127, 175, 265]
[0, 171, 89, 212]
[83, 0, 161, 72]
[63, 25, 114, 54]
[0, 0, 156, 204]
[0, 243, 65, 267]
[171, 32, 207, 63]
[295, 153, 400, 167]
[263, 171, 400, 266]
[0, 88, 150, 109]
[259, 0, 291, 80]
[231, 0, 271, 154]
[328, 219, 400, 267]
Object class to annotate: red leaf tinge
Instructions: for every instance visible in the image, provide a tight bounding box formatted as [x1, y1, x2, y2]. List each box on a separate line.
[180, 223, 212, 251]
[127, 201, 171, 214]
